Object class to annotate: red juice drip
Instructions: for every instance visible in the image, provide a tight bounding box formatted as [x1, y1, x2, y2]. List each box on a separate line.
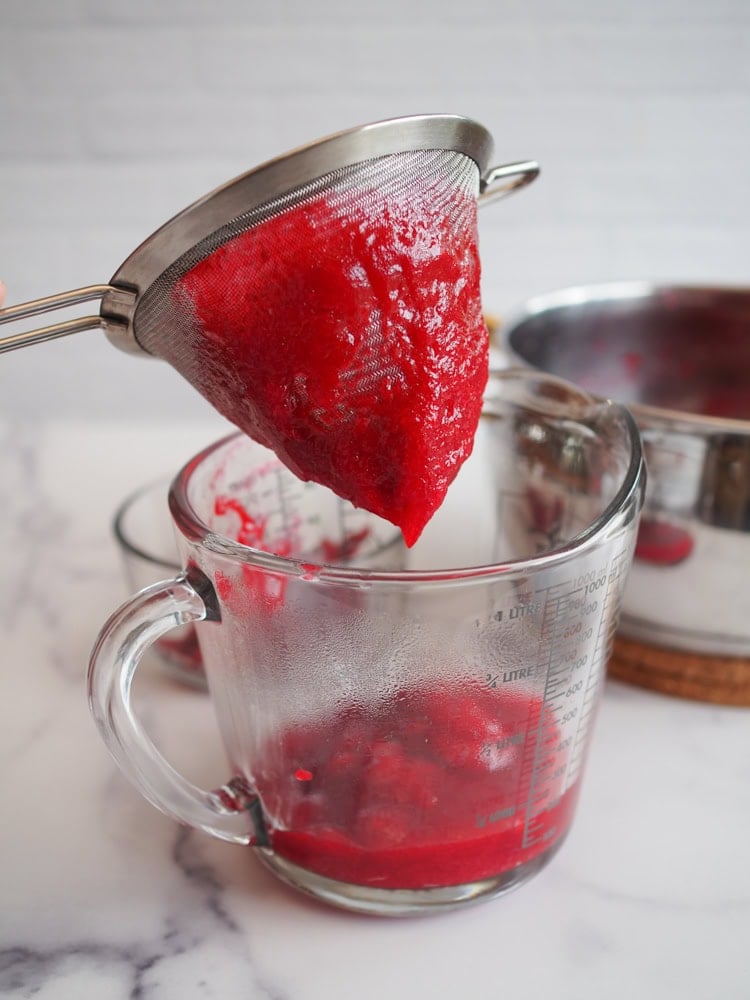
[319, 527, 371, 563]
[211, 494, 375, 610]
[214, 496, 273, 549]
[253, 682, 577, 890]
[174, 189, 487, 547]
[212, 494, 293, 610]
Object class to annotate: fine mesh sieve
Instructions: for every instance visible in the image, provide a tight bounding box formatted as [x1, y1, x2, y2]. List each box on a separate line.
[137, 148, 478, 386]
[0, 115, 538, 361]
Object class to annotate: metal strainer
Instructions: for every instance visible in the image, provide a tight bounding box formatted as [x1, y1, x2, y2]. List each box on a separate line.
[0, 115, 538, 361]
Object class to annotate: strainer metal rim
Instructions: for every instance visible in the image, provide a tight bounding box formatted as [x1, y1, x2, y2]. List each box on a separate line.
[1, 115, 542, 356]
[108, 114, 494, 299]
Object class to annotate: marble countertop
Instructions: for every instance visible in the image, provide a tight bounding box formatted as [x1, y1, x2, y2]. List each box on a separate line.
[1, 418, 748, 1000]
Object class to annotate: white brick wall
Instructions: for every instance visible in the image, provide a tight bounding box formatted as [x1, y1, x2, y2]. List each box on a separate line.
[1, 0, 750, 419]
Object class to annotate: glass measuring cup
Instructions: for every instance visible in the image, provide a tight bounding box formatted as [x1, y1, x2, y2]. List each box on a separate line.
[88, 370, 644, 916]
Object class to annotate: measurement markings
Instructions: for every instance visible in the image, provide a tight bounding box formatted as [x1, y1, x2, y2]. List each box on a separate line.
[546, 674, 573, 690]
[577, 701, 596, 721]
[520, 588, 570, 848]
[518, 576, 600, 842]
[565, 548, 631, 787]
[546, 671, 570, 686]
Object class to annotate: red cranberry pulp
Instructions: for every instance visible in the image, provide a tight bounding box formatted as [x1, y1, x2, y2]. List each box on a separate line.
[174, 188, 488, 547]
[253, 683, 579, 890]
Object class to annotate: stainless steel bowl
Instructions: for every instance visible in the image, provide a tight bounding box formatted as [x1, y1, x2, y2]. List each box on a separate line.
[503, 282, 750, 657]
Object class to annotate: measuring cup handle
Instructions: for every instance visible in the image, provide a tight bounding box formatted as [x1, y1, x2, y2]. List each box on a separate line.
[87, 573, 255, 845]
[479, 160, 540, 206]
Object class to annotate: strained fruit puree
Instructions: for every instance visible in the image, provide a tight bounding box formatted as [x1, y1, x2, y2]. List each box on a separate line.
[174, 188, 488, 546]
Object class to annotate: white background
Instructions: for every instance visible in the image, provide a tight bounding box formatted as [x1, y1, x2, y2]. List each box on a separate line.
[1, 0, 750, 421]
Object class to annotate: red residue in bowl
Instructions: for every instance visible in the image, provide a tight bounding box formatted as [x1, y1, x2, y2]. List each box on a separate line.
[635, 519, 694, 565]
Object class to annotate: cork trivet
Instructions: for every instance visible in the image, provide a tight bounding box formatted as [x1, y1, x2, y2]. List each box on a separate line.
[609, 635, 750, 707]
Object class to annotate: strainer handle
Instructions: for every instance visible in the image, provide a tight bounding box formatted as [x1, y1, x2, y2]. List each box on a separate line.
[0, 161, 538, 354]
[0, 284, 111, 352]
[479, 160, 540, 205]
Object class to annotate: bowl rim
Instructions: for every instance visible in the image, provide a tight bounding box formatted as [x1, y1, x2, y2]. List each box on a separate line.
[502, 279, 750, 433]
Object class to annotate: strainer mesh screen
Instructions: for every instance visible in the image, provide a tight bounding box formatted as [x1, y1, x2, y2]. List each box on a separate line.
[134, 149, 478, 362]
[132, 148, 485, 545]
